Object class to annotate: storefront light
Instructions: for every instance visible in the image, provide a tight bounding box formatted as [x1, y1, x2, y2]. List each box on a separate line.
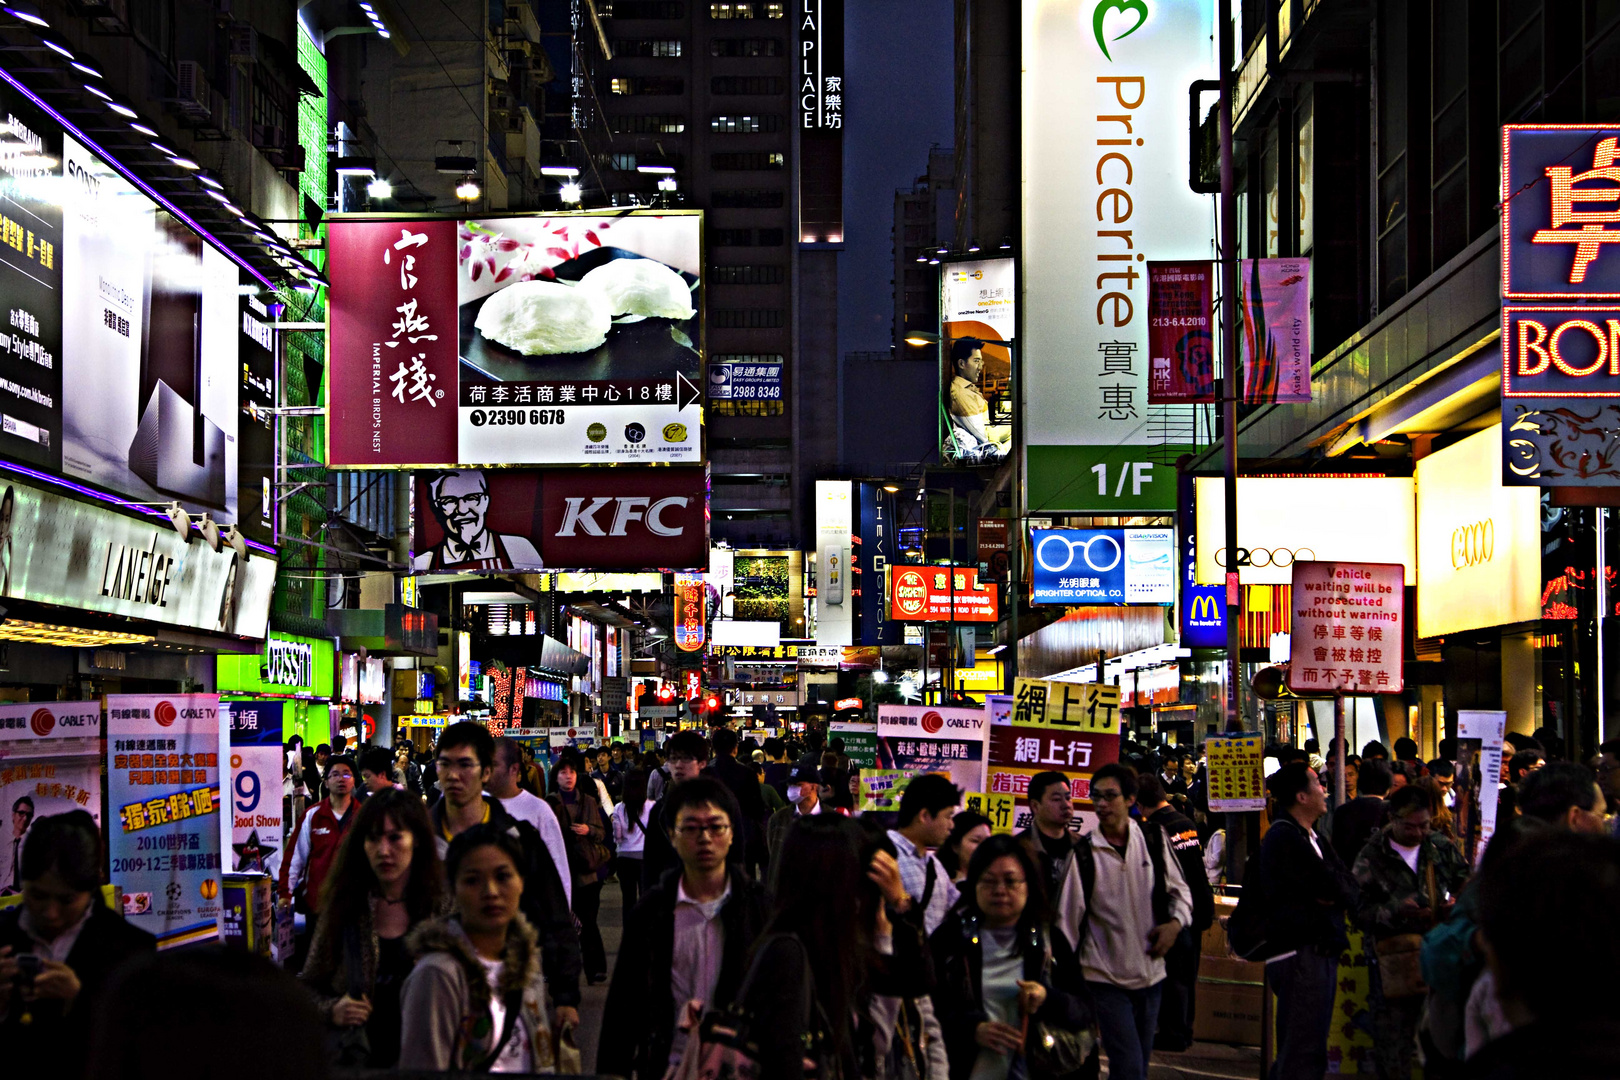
[0, 619, 155, 647]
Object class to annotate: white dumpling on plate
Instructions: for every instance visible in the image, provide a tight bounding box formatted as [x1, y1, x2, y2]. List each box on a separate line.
[473, 279, 613, 355]
[578, 257, 696, 320]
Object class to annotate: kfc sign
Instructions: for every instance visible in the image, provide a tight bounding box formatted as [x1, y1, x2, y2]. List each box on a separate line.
[889, 565, 999, 622]
[413, 466, 707, 572]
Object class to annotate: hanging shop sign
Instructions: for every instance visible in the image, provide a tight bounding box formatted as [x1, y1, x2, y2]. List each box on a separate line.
[889, 565, 999, 622]
[217, 633, 334, 698]
[941, 258, 1016, 466]
[327, 212, 703, 467]
[1239, 259, 1312, 403]
[1021, 0, 1211, 511]
[799, 0, 844, 131]
[1146, 262, 1215, 404]
[0, 701, 102, 894]
[0, 478, 275, 637]
[674, 572, 706, 651]
[0, 700, 100, 743]
[875, 705, 989, 797]
[1205, 733, 1266, 812]
[1030, 527, 1174, 604]
[1501, 307, 1620, 397]
[1501, 126, 1620, 300]
[1011, 678, 1121, 734]
[815, 480, 853, 641]
[220, 700, 284, 880]
[1286, 561, 1405, 695]
[411, 466, 708, 572]
[1503, 399, 1620, 485]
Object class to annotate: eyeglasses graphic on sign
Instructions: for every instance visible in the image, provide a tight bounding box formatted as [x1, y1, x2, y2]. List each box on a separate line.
[1034, 532, 1122, 573]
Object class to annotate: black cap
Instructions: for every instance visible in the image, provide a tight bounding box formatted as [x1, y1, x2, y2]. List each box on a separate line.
[787, 761, 822, 784]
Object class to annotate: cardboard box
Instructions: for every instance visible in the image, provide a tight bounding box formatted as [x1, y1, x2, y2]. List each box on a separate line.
[1194, 979, 1264, 1046]
[1199, 954, 1265, 986]
[1201, 895, 1241, 957]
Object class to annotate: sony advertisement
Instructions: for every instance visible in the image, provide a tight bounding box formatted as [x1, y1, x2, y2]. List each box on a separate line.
[327, 211, 704, 468]
[412, 466, 708, 573]
[941, 258, 1014, 465]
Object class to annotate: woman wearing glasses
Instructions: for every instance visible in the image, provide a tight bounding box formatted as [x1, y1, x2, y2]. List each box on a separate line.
[929, 834, 1089, 1080]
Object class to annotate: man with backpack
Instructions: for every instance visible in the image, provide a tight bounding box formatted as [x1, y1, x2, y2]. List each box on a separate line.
[1136, 771, 1215, 1053]
[1247, 761, 1358, 1080]
[1052, 763, 1192, 1080]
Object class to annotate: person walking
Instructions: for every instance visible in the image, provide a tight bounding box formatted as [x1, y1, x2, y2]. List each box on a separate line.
[359, 745, 401, 797]
[399, 825, 565, 1072]
[396, 744, 423, 797]
[1352, 784, 1471, 1080]
[1332, 759, 1392, 867]
[427, 722, 581, 1028]
[598, 778, 770, 1078]
[283, 753, 360, 942]
[485, 736, 572, 907]
[0, 811, 156, 1078]
[610, 767, 653, 912]
[1018, 771, 1083, 905]
[888, 773, 963, 936]
[1050, 763, 1192, 1080]
[640, 729, 710, 889]
[704, 726, 770, 872]
[1135, 772, 1214, 1053]
[929, 832, 1088, 1080]
[300, 788, 446, 1067]
[547, 750, 613, 984]
[1257, 761, 1359, 1080]
[766, 759, 824, 886]
[939, 810, 992, 885]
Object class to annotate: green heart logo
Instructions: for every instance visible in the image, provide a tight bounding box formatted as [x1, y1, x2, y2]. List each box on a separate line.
[1094, 0, 1150, 60]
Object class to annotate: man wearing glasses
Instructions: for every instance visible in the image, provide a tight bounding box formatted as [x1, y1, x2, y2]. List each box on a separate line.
[1051, 763, 1192, 1080]
[412, 470, 544, 572]
[639, 729, 711, 890]
[599, 776, 770, 1078]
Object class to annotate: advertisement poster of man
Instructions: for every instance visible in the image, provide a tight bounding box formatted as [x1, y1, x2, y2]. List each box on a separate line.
[940, 258, 1015, 465]
[413, 470, 546, 572]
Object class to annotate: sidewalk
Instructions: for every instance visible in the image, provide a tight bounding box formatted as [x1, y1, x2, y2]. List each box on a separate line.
[576, 879, 624, 1074]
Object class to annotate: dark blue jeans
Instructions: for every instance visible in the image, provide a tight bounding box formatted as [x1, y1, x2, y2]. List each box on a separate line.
[1267, 949, 1339, 1080]
[1086, 979, 1163, 1080]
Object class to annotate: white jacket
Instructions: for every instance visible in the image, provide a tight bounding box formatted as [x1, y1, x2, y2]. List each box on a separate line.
[1053, 823, 1194, 990]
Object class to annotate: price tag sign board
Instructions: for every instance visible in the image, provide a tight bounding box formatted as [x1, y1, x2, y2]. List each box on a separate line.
[1012, 678, 1121, 734]
[1287, 561, 1405, 695]
[963, 791, 1018, 834]
[1206, 734, 1266, 812]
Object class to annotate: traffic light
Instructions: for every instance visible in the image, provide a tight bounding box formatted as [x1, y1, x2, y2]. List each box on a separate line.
[656, 683, 676, 703]
[704, 693, 720, 713]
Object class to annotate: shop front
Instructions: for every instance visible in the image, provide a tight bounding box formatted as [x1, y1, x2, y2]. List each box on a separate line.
[216, 632, 338, 749]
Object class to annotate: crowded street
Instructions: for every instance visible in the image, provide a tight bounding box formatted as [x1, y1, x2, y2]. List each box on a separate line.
[2, 0, 1620, 1078]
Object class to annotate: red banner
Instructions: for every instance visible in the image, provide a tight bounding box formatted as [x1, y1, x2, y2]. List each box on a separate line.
[1147, 262, 1215, 404]
[889, 565, 999, 622]
[329, 219, 460, 465]
[412, 467, 707, 572]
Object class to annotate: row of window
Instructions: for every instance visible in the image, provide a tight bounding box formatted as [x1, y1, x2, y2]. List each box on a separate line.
[711, 114, 781, 132]
[601, 1, 784, 17]
[610, 114, 686, 134]
[609, 76, 785, 96]
[712, 265, 785, 284]
[615, 37, 783, 57]
[711, 188, 784, 208]
[712, 151, 783, 170]
[713, 353, 785, 364]
[711, 3, 785, 18]
[712, 228, 785, 246]
[712, 308, 785, 328]
[612, 39, 683, 56]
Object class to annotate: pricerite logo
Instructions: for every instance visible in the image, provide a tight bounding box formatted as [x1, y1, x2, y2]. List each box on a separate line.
[1093, 0, 1148, 59]
[920, 711, 944, 734]
[154, 700, 178, 727]
[662, 422, 688, 443]
[587, 423, 607, 443]
[625, 423, 646, 444]
[29, 708, 53, 737]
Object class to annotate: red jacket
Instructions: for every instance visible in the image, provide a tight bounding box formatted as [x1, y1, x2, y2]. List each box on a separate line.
[281, 798, 356, 913]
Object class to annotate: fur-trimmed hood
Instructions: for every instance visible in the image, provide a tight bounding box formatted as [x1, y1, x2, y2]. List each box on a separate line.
[407, 911, 541, 1015]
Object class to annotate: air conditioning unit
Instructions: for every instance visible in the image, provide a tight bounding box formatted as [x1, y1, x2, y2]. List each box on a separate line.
[174, 62, 212, 120]
[252, 123, 284, 150]
[229, 24, 258, 64]
[72, 0, 130, 30]
[273, 144, 306, 174]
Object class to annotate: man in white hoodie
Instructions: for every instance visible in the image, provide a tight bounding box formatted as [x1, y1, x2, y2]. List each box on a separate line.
[486, 736, 573, 905]
[1053, 762, 1193, 1080]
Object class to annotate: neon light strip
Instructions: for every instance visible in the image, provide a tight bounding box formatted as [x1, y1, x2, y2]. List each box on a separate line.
[0, 457, 276, 555]
[0, 65, 276, 289]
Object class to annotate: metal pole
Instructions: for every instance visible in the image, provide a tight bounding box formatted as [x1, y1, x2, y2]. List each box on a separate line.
[1219, 0, 1244, 737]
[1334, 694, 1348, 808]
[949, 487, 957, 702]
[1599, 507, 1609, 746]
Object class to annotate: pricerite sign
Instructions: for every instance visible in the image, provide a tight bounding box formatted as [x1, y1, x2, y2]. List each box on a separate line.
[888, 566, 999, 622]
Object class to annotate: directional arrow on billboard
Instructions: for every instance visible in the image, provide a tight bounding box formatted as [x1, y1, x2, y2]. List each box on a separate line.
[676, 371, 703, 410]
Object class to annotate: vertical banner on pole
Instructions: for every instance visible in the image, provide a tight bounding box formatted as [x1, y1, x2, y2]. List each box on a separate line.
[220, 701, 286, 880]
[1457, 710, 1507, 856]
[107, 694, 224, 948]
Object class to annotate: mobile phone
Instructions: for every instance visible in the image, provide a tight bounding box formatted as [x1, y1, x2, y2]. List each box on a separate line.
[14, 953, 42, 987]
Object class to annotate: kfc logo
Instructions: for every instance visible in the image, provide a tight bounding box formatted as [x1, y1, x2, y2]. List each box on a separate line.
[555, 496, 690, 538]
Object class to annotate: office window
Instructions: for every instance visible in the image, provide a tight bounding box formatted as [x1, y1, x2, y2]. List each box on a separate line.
[711, 114, 782, 133]
[712, 151, 784, 170]
[1498, 0, 1543, 122]
[610, 114, 687, 134]
[609, 153, 640, 171]
[710, 2, 782, 16]
[710, 37, 783, 56]
[601, 0, 686, 17]
[1430, 0, 1469, 266]
[712, 264, 785, 284]
[712, 228, 756, 246]
[612, 39, 683, 56]
[610, 76, 686, 95]
[713, 309, 785, 328]
[711, 188, 785, 208]
[711, 76, 785, 95]
[756, 228, 784, 245]
[1375, 0, 1409, 307]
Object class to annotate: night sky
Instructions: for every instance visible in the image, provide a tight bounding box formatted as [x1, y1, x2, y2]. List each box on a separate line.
[837, 0, 955, 356]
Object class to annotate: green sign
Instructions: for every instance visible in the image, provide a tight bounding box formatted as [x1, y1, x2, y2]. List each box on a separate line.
[828, 721, 878, 768]
[1027, 444, 1193, 513]
[217, 632, 336, 698]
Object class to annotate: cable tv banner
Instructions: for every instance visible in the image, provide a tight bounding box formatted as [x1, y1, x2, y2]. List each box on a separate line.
[1030, 528, 1174, 604]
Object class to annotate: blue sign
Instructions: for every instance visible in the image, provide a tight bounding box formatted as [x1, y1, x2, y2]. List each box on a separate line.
[1030, 528, 1175, 604]
[709, 360, 783, 401]
[857, 482, 902, 645]
[1181, 585, 1227, 648]
[1503, 126, 1620, 299]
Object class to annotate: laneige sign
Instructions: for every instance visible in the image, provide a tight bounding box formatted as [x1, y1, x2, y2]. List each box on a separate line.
[0, 480, 276, 637]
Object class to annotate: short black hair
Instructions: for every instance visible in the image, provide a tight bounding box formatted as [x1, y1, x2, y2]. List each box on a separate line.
[324, 754, 357, 780]
[437, 721, 494, 769]
[1518, 762, 1600, 823]
[962, 833, 1047, 930]
[1091, 762, 1139, 801]
[1268, 761, 1316, 808]
[12, 794, 33, 818]
[445, 822, 526, 881]
[1426, 758, 1456, 779]
[950, 336, 986, 364]
[711, 727, 738, 756]
[1135, 771, 1168, 808]
[316, 744, 331, 756]
[1027, 771, 1070, 805]
[896, 773, 962, 826]
[664, 729, 709, 762]
[1438, 737, 1458, 760]
[21, 810, 100, 892]
[1359, 759, 1394, 796]
[1386, 785, 1431, 818]
[661, 775, 742, 833]
[1393, 737, 1419, 761]
[829, 737, 845, 753]
[1304, 738, 1320, 753]
[1508, 749, 1545, 781]
[763, 737, 783, 757]
[358, 746, 393, 776]
[1362, 740, 1389, 760]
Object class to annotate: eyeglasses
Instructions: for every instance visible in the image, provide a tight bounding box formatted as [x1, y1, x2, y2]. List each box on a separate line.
[676, 822, 731, 839]
[1092, 788, 1124, 801]
[1598, 762, 1620, 775]
[433, 492, 489, 514]
[977, 875, 1027, 892]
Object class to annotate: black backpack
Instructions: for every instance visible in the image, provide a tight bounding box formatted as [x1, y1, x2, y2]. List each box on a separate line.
[1074, 821, 1172, 942]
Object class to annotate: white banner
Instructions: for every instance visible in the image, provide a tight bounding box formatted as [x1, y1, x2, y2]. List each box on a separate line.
[0, 701, 100, 743]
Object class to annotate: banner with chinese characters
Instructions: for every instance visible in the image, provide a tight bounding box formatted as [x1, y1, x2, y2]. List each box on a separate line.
[889, 565, 999, 622]
[0, 702, 103, 897]
[1205, 733, 1266, 812]
[327, 211, 704, 467]
[1502, 126, 1620, 300]
[828, 720, 878, 767]
[1286, 561, 1405, 695]
[1011, 678, 1122, 734]
[220, 701, 284, 881]
[875, 705, 989, 796]
[987, 723, 1120, 831]
[674, 572, 707, 652]
[962, 791, 1018, 834]
[106, 694, 223, 948]
[858, 769, 911, 812]
[1239, 258, 1312, 404]
[1147, 262, 1215, 403]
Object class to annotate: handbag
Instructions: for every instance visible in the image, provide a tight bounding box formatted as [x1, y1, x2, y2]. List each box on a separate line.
[1022, 931, 1096, 1080]
[555, 1019, 584, 1073]
[884, 1000, 925, 1080]
[1375, 861, 1440, 1000]
[323, 926, 373, 1067]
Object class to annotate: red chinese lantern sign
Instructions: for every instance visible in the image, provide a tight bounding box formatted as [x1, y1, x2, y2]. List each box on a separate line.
[674, 572, 707, 652]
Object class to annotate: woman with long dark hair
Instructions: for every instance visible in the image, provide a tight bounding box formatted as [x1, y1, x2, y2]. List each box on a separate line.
[929, 833, 1089, 1080]
[938, 811, 992, 885]
[610, 767, 652, 911]
[301, 788, 445, 1067]
[547, 750, 613, 984]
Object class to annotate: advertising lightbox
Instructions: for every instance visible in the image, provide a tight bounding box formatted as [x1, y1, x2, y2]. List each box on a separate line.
[941, 258, 1015, 466]
[327, 211, 704, 467]
[1030, 528, 1174, 604]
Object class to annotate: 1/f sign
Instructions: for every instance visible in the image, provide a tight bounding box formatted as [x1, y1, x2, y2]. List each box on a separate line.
[1090, 460, 1157, 498]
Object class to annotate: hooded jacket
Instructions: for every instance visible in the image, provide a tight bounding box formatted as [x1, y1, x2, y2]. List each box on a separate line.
[398, 913, 556, 1072]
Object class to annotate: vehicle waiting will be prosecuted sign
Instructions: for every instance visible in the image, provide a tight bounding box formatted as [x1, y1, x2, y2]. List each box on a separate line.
[1287, 561, 1405, 695]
